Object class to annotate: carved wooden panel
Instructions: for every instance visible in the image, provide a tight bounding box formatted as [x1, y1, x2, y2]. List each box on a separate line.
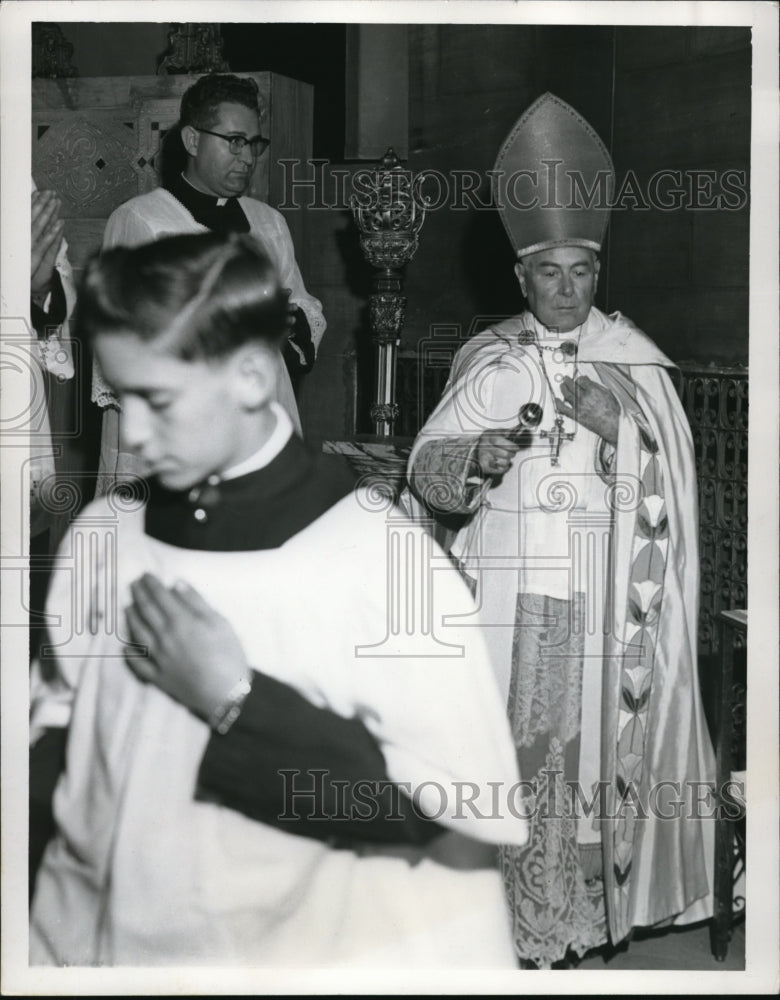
[33, 111, 138, 218]
[133, 99, 182, 193]
[32, 73, 312, 274]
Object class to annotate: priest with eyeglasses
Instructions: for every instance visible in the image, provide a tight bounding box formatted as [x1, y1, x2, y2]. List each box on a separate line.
[93, 73, 325, 488]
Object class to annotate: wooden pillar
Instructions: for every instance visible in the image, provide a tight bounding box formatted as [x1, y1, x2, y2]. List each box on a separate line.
[345, 25, 408, 160]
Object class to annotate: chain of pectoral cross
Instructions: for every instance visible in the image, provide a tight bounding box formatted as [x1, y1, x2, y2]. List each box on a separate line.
[534, 339, 578, 465]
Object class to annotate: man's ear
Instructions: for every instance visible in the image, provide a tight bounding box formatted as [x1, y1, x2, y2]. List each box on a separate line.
[514, 261, 527, 297]
[593, 256, 601, 291]
[180, 125, 200, 158]
[233, 344, 278, 411]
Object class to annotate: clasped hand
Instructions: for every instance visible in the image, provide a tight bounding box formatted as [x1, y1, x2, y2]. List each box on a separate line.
[31, 190, 65, 299]
[282, 287, 298, 332]
[124, 573, 249, 721]
[556, 375, 620, 445]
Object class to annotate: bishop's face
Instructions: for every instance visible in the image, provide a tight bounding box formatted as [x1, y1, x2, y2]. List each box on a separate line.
[183, 102, 260, 198]
[515, 246, 600, 333]
[93, 331, 264, 491]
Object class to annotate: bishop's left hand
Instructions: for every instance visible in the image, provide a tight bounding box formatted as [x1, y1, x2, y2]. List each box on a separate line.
[282, 287, 297, 332]
[556, 375, 620, 445]
[124, 573, 249, 722]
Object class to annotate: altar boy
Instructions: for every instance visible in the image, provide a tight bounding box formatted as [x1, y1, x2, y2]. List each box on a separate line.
[30, 232, 528, 967]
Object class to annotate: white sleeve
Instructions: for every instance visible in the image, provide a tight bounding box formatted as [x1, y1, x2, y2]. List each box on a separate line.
[345, 503, 529, 847]
[30, 503, 121, 743]
[409, 344, 538, 501]
[29, 532, 80, 743]
[30, 656, 73, 745]
[33, 235, 76, 382]
[92, 205, 159, 406]
[262, 208, 326, 357]
[102, 204, 157, 250]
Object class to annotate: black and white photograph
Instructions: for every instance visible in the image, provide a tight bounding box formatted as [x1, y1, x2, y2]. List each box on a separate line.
[1, 0, 777, 994]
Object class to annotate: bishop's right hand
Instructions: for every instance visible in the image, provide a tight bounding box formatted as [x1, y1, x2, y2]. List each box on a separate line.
[475, 431, 522, 478]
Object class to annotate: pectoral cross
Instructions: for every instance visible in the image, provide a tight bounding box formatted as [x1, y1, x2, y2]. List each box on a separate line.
[540, 416, 575, 466]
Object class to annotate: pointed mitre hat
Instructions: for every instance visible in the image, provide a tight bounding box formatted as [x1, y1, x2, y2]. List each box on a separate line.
[493, 93, 615, 258]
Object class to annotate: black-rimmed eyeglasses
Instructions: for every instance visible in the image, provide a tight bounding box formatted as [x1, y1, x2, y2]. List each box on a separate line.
[197, 128, 270, 157]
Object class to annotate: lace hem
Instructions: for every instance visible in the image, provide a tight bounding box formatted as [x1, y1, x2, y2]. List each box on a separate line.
[91, 356, 118, 409]
[500, 741, 607, 968]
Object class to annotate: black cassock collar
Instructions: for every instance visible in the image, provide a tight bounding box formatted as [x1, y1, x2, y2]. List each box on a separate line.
[165, 172, 251, 236]
[144, 435, 356, 552]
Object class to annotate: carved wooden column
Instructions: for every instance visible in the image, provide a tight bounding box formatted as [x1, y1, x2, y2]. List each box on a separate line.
[32, 23, 78, 78]
[157, 23, 230, 75]
[350, 148, 428, 437]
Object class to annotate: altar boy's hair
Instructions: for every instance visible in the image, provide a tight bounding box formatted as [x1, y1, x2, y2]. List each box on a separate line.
[75, 232, 290, 361]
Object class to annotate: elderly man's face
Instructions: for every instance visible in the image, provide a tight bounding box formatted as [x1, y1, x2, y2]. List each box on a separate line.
[183, 102, 261, 198]
[515, 247, 600, 332]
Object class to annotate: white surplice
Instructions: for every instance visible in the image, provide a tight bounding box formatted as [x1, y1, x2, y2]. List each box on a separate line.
[30, 478, 529, 967]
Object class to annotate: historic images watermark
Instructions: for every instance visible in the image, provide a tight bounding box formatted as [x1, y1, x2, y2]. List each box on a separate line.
[277, 769, 746, 824]
[277, 159, 749, 213]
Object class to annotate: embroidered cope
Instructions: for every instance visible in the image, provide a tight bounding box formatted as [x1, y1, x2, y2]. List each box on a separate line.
[407, 307, 715, 966]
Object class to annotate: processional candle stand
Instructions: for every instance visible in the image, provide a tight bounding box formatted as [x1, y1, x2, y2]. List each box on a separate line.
[350, 148, 428, 437]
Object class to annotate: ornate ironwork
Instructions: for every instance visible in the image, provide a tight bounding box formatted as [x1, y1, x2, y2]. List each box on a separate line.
[32, 23, 78, 79]
[677, 363, 748, 657]
[395, 349, 450, 438]
[157, 23, 230, 76]
[730, 680, 746, 769]
[732, 820, 746, 920]
[351, 148, 429, 436]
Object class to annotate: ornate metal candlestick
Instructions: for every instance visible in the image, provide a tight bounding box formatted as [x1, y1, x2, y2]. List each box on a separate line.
[350, 148, 427, 436]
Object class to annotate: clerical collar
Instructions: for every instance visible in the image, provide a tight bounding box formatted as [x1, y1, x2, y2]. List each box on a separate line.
[221, 402, 293, 481]
[180, 172, 229, 207]
[166, 172, 250, 235]
[144, 423, 357, 552]
[178, 402, 291, 527]
[526, 313, 586, 346]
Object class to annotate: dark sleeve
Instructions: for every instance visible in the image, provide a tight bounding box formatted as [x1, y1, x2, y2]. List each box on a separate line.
[30, 269, 67, 336]
[29, 727, 68, 900]
[196, 669, 445, 847]
[282, 307, 316, 391]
